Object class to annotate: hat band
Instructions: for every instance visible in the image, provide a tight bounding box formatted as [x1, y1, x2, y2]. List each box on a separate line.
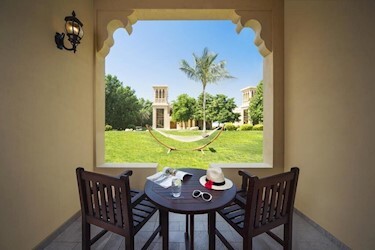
[206, 178, 225, 186]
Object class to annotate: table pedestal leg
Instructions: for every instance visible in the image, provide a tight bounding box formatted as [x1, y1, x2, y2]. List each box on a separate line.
[160, 210, 169, 250]
[184, 214, 195, 250]
[208, 211, 216, 250]
[189, 214, 194, 250]
[185, 214, 189, 235]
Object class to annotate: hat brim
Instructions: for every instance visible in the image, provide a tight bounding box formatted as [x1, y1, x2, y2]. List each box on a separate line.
[199, 175, 233, 190]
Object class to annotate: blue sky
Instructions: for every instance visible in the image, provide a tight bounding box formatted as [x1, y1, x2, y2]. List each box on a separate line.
[105, 20, 262, 106]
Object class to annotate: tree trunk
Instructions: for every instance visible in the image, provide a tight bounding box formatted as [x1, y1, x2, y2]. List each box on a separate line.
[202, 85, 206, 133]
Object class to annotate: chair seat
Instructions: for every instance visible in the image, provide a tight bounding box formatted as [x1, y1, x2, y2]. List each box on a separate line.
[132, 196, 158, 233]
[218, 200, 245, 232]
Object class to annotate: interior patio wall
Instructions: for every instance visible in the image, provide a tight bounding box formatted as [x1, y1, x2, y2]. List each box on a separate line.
[0, 0, 94, 249]
[284, 1, 375, 249]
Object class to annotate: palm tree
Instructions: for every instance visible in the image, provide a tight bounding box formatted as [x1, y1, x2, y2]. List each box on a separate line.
[180, 48, 234, 132]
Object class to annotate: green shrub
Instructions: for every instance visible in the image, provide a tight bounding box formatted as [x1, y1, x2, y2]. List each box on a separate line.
[105, 124, 113, 131]
[127, 124, 136, 130]
[253, 124, 263, 131]
[224, 122, 237, 131]
[239, 124, 253, 131]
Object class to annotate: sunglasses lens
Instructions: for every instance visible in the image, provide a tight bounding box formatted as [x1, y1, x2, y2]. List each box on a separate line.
[202, 193, 212, 201]
[192, 190, 201, 197]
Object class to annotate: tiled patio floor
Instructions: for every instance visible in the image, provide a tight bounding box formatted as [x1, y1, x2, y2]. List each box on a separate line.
[43, 211, 346, 250]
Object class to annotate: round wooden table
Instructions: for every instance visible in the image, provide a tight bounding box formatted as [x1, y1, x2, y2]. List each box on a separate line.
[144, 168, 237, 250]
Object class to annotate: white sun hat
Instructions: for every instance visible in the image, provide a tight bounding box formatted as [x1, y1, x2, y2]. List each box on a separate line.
[199, 166, 233, 190]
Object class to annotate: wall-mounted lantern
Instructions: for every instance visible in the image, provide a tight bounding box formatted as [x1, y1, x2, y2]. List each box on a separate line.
[55, 11, 83, 53]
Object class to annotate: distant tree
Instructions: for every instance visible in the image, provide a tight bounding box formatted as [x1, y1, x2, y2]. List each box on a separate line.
[171, 94, 196, 129]
[208, 94, 240, 124]
[249, 80, 263, 125]
[105, 75, 121, 127]
[105, 74, 141, 130]
[194, 93, 213, 122]
[105, 75, 121, 129]
[113, 86, 141, 130]
[138, 98, 152, 127]
[180, 48, 234, 132]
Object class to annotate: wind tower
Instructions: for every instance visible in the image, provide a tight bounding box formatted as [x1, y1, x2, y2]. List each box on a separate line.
[240, 86, 257, 124]
[152, 85, 170, 129]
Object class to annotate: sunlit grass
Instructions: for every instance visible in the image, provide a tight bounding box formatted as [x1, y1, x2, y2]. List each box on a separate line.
[105, 130, 263, 170]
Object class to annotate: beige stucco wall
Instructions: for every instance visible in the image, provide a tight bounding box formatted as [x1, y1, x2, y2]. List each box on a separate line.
[0, 0, 94, 249]
[285, 1, 375, 249]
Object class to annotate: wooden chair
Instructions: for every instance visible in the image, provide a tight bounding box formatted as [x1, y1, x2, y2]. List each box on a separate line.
[216, 167, 299, 250]
[76, 168, 161, 249]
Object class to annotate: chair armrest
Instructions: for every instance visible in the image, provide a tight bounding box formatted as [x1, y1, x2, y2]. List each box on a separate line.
[119, 170, 133, 178]
[238, 170, 253, 178]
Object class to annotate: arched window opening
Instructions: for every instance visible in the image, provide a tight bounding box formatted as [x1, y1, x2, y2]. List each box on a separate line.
[94, 9, 281, 170]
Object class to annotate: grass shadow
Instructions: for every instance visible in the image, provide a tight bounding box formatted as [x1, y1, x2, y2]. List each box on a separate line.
[208, 147, 217, 153]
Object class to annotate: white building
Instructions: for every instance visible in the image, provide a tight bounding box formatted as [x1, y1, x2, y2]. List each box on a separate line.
[152, 86, 171, 129]
[234, 86, 257, 125]
[153, 85, 257, 129]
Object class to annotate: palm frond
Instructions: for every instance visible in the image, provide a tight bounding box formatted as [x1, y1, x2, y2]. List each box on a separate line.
[180, 48, 234, 85]
[180, 60, 199, 81]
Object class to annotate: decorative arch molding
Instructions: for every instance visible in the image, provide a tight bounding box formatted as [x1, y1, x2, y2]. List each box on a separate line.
[97, 10, 134, 57]
[235, 10, 272, 57]
[96, 9, 272, 58]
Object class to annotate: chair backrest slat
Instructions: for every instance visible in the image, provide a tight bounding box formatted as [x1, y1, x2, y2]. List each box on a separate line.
[254, 187, 263, 228]
[268, 184, 278, 222]
[84, 180, 94, 216]
[114, 187, 124, 227]
[98, 183, 108, 221]
[92, 181, 101, 219]
[107, 186, 116, 224]
[275, 180, 286, 219]
[281, 180, 291, 216]
[261, 185, 271, 225]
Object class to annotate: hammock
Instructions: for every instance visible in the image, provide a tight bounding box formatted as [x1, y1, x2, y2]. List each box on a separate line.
[152, 126, 222, 143]
[146, 125, 224, 153]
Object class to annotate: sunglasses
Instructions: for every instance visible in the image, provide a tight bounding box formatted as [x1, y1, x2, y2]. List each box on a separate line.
[192, 190, 212, 202]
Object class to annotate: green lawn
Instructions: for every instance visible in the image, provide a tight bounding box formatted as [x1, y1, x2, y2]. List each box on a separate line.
[105, 130, 263, 170]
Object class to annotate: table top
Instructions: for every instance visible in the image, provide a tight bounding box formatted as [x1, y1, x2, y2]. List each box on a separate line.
[144, 168, 237, 214]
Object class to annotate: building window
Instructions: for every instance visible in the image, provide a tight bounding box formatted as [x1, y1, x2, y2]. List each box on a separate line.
[156, 109, 164, 128]
[243, 109, 249, 124]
